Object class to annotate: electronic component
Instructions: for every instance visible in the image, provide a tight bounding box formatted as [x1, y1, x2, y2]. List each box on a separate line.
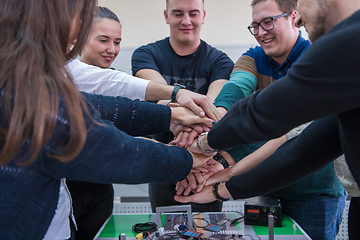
[203, 224, 224, 232]
[178, 229, 203, 238]
[216, 219, 229, 225]
[244, 196, 282, 227]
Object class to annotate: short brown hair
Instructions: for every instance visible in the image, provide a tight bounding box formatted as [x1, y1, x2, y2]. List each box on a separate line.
[251, 0, 297, 13]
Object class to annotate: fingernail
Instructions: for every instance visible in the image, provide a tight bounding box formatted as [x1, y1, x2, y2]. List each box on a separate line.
[212, 121, 216, 125]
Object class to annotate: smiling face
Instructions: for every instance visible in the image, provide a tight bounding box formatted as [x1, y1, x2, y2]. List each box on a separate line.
[164, 0, 205, 47]
[80, 18, 122, 68]
[251, 0, 298, 64]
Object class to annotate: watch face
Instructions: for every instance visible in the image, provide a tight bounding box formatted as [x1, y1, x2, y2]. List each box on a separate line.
[175, 83, 186, 89]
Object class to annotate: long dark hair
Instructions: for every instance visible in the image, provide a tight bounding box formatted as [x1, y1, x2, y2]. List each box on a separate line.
[0, 0, 96, 166]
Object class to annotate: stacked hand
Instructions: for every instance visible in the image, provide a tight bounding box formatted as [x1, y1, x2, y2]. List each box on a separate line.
[174, 149, 235, 205]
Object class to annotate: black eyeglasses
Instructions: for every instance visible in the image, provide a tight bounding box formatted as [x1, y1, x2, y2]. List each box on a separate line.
[247, 12, 292, 36]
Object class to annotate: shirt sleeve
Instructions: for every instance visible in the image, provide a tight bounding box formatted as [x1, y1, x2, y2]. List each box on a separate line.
[82, 92, 171, 136]
[214, 71, 257, 110]
[213, 54, 258, 110]
[208, 51, 234, 84]
[44, 96, 193, 184]
[67, 59, 150, 101]
[225, 115, 343, 200]
[131, 45, 161, 76]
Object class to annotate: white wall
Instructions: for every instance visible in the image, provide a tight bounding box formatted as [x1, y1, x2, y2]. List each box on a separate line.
[97, 0, 258, 74]
[97, 0, 257, 48]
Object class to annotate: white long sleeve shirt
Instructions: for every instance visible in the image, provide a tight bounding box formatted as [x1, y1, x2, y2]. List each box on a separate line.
[67, 59, 150, 100]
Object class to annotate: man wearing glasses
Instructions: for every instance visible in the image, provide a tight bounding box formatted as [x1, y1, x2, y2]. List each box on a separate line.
[212, 0, 346, 239]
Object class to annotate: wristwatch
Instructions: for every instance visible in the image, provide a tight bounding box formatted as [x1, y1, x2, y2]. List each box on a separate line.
[171, 83, 186, 102]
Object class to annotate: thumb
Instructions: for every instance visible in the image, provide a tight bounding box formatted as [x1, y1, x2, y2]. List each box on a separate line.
[174, 194, 193, 203]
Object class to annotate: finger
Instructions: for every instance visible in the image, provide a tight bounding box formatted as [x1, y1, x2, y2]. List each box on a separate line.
[187, 129, 199, 146]
[176, 183, 186, 195]
[193, 171, 203, 184]
[196, 181, 207, 193]
[180, 179, 188, 189]
[183, 184, 193, 196]
[174, 194, 195, 203]
[185, 101, 207, 118]
[180, 131, 190, 148]
[172, 131, 183, 145]
[207, 159, 217, 165]
[200, 101, 221, 122]
[191, 124, 205, 133]
[187, 173, 198, 189]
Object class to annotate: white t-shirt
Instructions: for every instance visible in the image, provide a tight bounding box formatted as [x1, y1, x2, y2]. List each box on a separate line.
[67, 59, 150, 100]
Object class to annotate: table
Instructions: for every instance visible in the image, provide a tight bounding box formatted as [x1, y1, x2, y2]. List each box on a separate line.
[95, 211, 311, 240]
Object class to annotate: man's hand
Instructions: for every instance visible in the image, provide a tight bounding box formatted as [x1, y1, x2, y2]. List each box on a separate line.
[176, 158, 224, 195]
[174, 182, 231, 204]
[176, 89, 221, 121]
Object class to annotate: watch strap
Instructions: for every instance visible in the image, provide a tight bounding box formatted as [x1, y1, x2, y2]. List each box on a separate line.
[171, 83, 186, 102]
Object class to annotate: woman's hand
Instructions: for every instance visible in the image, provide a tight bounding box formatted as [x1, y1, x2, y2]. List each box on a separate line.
[170, 106, 213, 133]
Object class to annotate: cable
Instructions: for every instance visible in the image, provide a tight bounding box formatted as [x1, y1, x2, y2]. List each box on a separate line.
[192, 217, 210, 228]
[132, 222, 158, 233]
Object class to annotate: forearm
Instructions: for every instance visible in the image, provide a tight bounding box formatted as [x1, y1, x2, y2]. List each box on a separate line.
[145, 81, 173, 101]
[213, 71, 257, 110]
[206, 80, 228, 102]
[68, 60, 150, 101]
[135, 68, 168, 85]
[82, 92, 171, 136]
[225, 115, 343, 200]
[228, 135, 287, 178]
[60, 122, 193, 184]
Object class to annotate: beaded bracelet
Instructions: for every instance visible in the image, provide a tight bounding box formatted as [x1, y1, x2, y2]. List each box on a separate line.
[196, 132, 216, 153]
[213, 152, 229, 169]
[212, 182, 230, 202]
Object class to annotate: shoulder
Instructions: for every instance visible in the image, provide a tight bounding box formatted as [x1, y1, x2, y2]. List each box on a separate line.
[134, 38, 170, 53]
[243, 45, 266, 59]
[199, 40, 233, 64]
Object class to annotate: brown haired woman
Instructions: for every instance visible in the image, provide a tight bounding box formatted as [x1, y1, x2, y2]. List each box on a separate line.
[0, 0, 214, 239]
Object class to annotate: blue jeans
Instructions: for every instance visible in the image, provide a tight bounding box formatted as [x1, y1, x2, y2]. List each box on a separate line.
[281, 195, 346, 240]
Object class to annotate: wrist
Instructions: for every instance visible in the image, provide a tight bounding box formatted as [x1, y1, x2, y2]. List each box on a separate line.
[171, 83, 186, 102]
[212, 182, 230, 202]
[213, 152, 229, 169]
[196, 132, 216, 153]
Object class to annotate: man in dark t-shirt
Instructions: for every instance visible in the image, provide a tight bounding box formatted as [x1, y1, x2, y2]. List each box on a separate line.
[131, 0, 233, 213]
